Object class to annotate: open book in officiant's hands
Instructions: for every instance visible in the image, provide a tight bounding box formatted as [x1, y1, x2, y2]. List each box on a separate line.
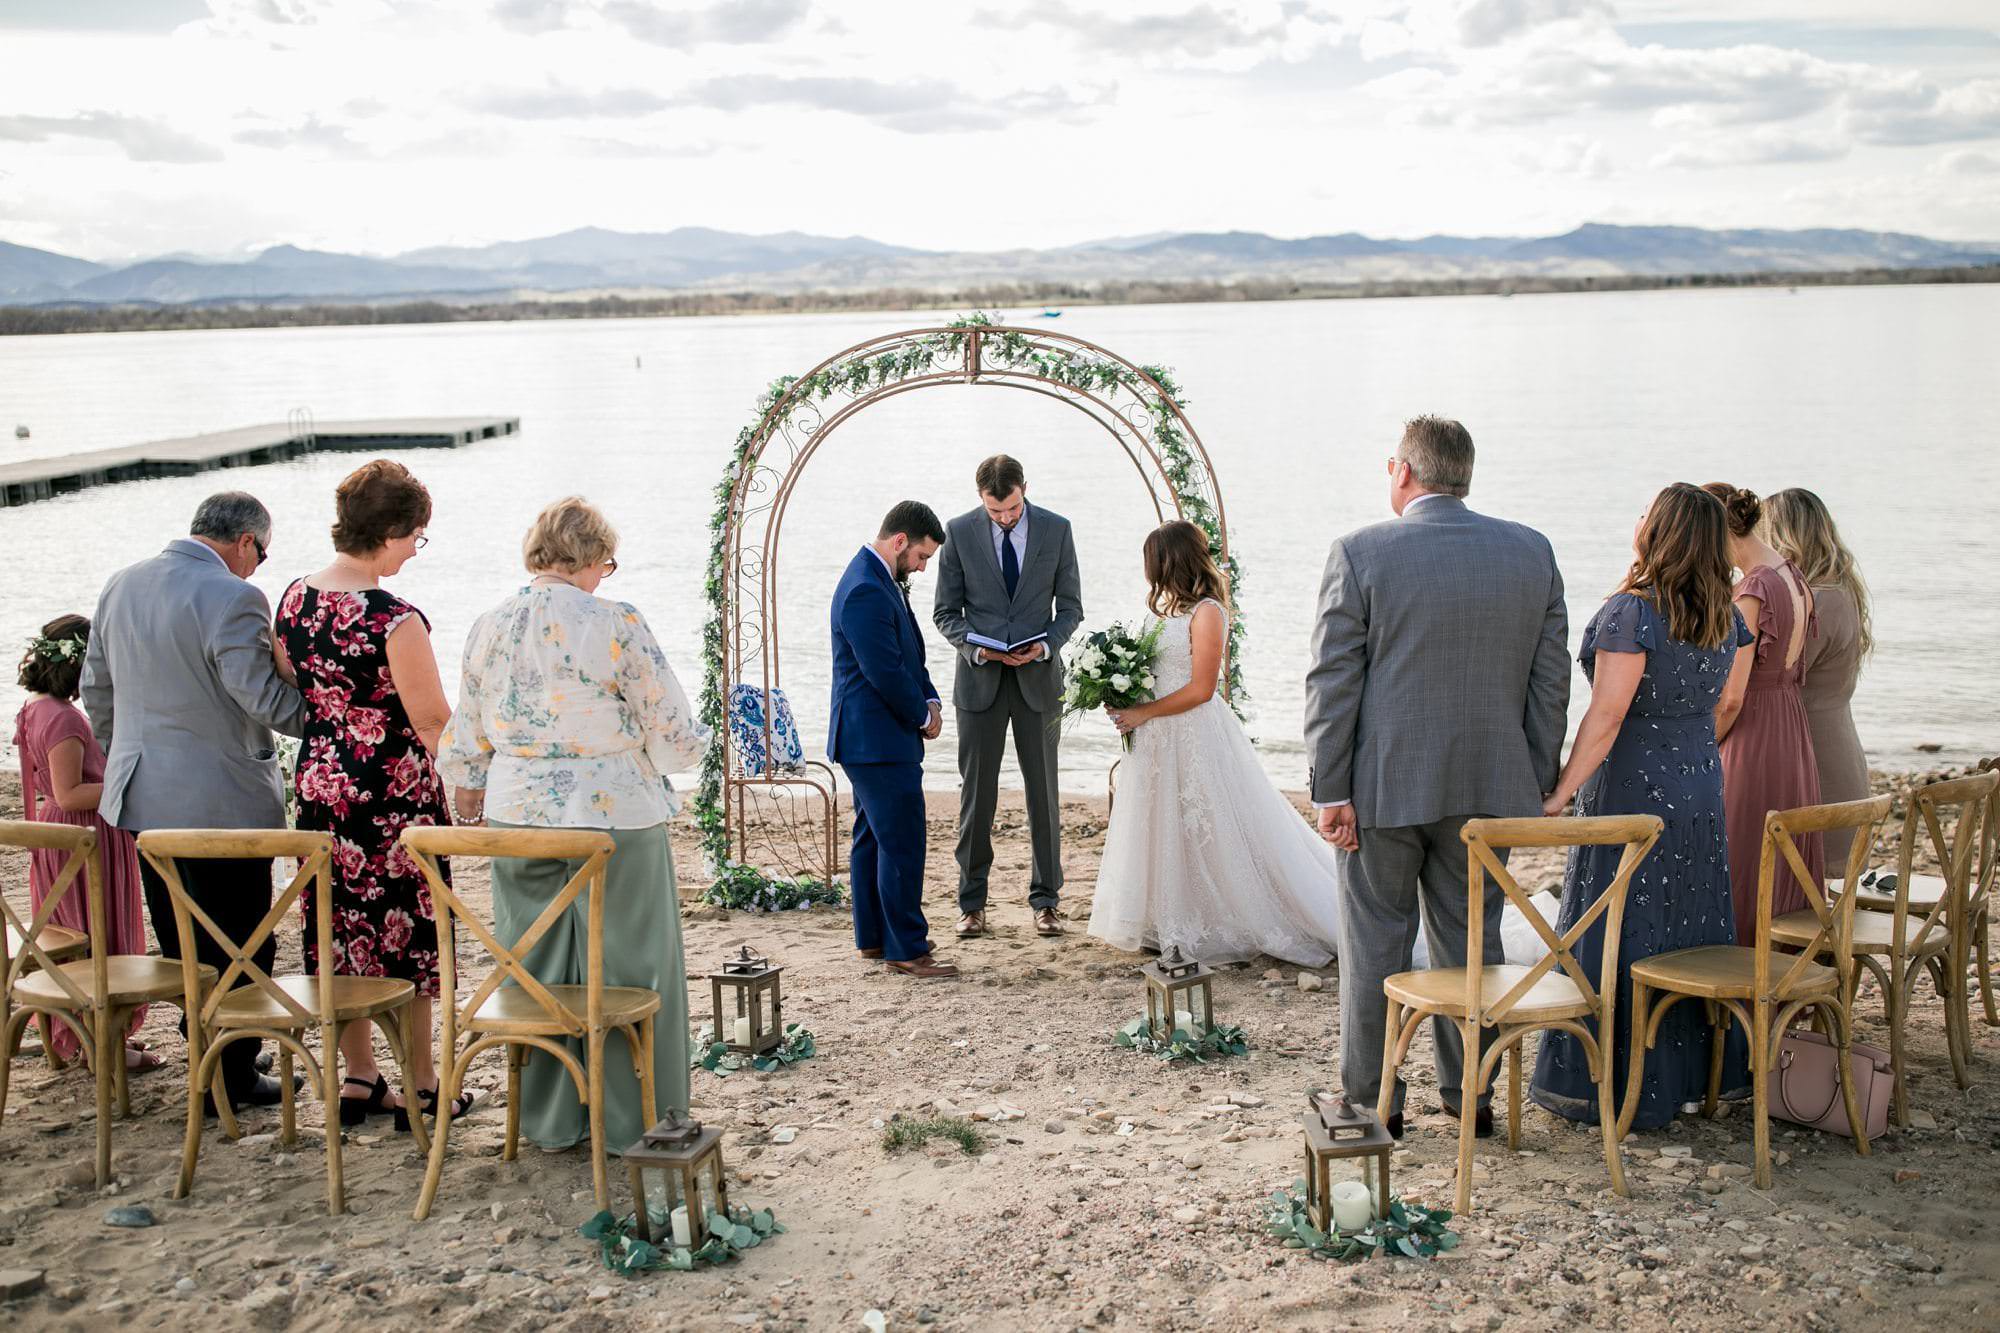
[965, 631, 1049, 654]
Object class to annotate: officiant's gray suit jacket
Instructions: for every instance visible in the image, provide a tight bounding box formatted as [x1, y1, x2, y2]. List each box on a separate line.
[1304, 496, 1569, 829]
[82, 539, 307, 832]
[932, 503, 1085, 715]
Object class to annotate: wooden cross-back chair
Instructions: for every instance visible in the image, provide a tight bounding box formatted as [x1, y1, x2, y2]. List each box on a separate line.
[2, 821, 208, 1188]
[400, 827, 660, 1221]
[3, 825, 89, 1071]
[1775, 771, 1997, 1124]
[137, 829, 426, 1215]
[1380, 814, 1663, 1214]
[1621, 795, 1892, 1189]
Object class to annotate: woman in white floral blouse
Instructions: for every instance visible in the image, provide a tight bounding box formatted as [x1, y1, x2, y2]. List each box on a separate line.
[439, 496, 708, 1152]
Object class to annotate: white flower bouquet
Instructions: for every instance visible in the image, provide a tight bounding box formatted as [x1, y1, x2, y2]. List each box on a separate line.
[1062, 620, 1164, 751]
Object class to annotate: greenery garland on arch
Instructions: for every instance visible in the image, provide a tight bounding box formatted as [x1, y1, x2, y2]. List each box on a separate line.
[693, 313, 1245, 911]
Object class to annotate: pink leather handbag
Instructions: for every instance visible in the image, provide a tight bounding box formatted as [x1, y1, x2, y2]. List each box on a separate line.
[1771, 1028, 1892, 1141]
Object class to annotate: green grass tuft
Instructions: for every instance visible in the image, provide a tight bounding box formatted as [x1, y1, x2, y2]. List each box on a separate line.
[881, 1115, 984, 1156]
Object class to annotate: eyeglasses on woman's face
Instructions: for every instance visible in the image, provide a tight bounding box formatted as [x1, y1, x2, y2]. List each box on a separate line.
[602, 556, 618, 576]
[410, 530, 429, 550]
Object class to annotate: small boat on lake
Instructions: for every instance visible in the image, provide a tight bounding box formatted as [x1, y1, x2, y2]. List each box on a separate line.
[13, 425, 27, 439]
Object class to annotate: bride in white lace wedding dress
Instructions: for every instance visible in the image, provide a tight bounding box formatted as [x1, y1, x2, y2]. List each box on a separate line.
[1088, 523, 1344, 966]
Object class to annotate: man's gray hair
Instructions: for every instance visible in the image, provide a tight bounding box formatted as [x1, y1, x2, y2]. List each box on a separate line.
[1397, 416, 1474, 498]
[189, 491, 272, 543]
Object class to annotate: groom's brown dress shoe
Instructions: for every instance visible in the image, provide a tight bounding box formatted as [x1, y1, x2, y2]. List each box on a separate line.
[1034, 908, 1063, 937]
[957, 911, 986, 939]
[886, 955, 960, 979]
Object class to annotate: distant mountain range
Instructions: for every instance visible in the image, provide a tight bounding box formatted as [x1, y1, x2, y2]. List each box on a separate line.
[4, 223, 1996, 306]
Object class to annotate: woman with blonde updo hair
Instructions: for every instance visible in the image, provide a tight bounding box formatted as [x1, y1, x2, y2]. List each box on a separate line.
[438, 496, 707, 1154]
[1763, 488, 1872, 864]
[1703, 482, 1822, 944]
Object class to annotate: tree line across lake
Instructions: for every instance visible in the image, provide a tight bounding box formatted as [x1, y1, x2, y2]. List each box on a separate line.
[2, 264, 1993, 336]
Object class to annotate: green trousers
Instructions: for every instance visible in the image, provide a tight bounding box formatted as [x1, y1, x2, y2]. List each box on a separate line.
[488, 821, 690, 1154]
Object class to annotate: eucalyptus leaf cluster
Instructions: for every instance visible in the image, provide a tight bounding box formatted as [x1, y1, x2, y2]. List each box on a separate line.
[579, 1202, 784, 1275]
[692, 1022, 818, 1076]
[1112, 1015, 1251, 1063]
[1265, 1182, 1459, 1262]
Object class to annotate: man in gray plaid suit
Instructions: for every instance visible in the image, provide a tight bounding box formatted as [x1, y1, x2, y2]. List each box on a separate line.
[1304, 416, 1569, 1136]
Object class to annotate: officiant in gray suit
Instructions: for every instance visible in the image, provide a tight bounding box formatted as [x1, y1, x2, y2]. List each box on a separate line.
[933, 455, 1084, 940]
[1304, 417, 1569, 1138]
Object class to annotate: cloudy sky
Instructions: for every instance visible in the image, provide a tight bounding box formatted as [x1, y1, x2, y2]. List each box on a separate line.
[2, 0, 1996, 261]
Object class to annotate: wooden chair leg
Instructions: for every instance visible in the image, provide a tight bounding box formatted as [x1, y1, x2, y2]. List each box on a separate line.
[1376, 999, 1402, 1124]
[113, 1008, 133, 1119]
[1703, 1001, 1726, 1119]
[587, 1031, 610, 1213]
[1886, 961, 1910, 1129]
[636, 1019, 659, 1128]
[1597, 1027, 1629, 1199]
[93, 1004, 114, 1189]
[279, 1041, 298, 1147]
[412, 1049, 461, 1222]
[1936, 952, 1971, 1090]
[0, 1010, 22, 1126]
[503, 1044, 523, 1162]
[1977, 914, 1996, 1027]
[1505, 1041, 1522, 1151]
[378, 1008, 429, 1157]
[1830, 1002, 1871, 1158]
[42, 1015, 62, 1071]
[1751, 1002, 1772, 1190]
[322, 1030, 345, 1216]
[1454, 1018, 1478, 1215]
[177, 1043, 222, 1200]
[1616, 983, 1651, 1143]
[212, 1042, 242, 1142]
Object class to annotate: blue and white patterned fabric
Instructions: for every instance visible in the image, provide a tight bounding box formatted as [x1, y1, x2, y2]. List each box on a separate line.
[727, 684, 805, 775]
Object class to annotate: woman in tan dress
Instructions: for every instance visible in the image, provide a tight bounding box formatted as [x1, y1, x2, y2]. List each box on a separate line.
[1764, 488, 1873, 865]
[1707, 484, 1822, 944]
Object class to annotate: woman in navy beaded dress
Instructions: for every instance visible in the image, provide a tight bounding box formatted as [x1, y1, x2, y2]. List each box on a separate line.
[1530, 484, 1753, 1129]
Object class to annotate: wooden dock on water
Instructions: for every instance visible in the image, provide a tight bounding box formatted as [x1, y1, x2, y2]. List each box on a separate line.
[0, 415, 520, 508]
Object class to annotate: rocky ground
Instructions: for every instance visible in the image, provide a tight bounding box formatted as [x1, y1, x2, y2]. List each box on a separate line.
[1, 769, 1996, 1332]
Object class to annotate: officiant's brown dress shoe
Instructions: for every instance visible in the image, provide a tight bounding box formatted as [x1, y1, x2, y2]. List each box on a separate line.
[957, 911, 987, 939]
[1034, 908, 1063, 937]
[886, 955, 960, 979]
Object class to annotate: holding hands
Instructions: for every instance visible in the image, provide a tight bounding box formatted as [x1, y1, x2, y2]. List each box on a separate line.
[1315, 803, 1359, 852]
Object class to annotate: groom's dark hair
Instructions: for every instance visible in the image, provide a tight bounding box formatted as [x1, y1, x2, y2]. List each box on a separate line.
[975, 454, 1024, 498]
[878, 500, 945, 545]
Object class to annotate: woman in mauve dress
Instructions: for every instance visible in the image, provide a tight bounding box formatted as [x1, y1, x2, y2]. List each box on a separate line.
[1706, 484, 1822, 943]
[1764, 488, 1873, 867]
[11, 615, 155, 1067]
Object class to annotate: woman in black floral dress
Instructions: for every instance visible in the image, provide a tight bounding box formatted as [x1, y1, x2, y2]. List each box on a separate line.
[275, 459, 465, 1129]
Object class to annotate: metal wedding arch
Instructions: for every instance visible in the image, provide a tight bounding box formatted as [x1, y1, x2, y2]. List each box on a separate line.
[693, 316, 1243, 910]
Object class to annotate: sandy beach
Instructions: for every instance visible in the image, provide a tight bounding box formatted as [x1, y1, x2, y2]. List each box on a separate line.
[2, 768, 1996, 1332]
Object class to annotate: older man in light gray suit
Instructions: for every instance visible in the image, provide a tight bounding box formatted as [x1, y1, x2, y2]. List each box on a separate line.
[932, 454, 1084, 940]
[83, 491, 307, 1108]
[1305, 417, 1568, 1137]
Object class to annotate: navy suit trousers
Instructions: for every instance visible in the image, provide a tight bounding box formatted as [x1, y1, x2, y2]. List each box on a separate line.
[841, 761, 930, 962]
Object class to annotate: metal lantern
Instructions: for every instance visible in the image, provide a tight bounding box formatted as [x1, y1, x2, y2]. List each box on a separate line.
[624, 1113, 732, 1248]
[1301, 1089, 1393, 1234]
[1139, 944, 1216, 1042]
[709, 945, 784, 1056]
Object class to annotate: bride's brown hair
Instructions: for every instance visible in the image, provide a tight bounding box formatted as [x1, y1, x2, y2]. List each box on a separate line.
[1621, 483, 1736, 650]
[1143, 521, 1230, 618]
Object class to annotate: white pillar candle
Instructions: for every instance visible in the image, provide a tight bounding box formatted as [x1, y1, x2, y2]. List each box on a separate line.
[733, 1017, 753, 1046]
[669, 1204, 692, 1247]
[1172, 1008, 1194, 1033]
[1330, 1180, 1372, 1232]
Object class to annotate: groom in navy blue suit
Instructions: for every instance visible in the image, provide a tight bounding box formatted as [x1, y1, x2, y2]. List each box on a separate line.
[829, 501, 958, 978]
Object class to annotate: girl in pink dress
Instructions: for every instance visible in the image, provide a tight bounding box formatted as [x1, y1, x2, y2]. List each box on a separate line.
[12, 615, 155, 1067]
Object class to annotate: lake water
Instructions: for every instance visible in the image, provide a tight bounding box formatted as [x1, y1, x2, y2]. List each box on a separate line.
[2, 284, 1995, 791]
